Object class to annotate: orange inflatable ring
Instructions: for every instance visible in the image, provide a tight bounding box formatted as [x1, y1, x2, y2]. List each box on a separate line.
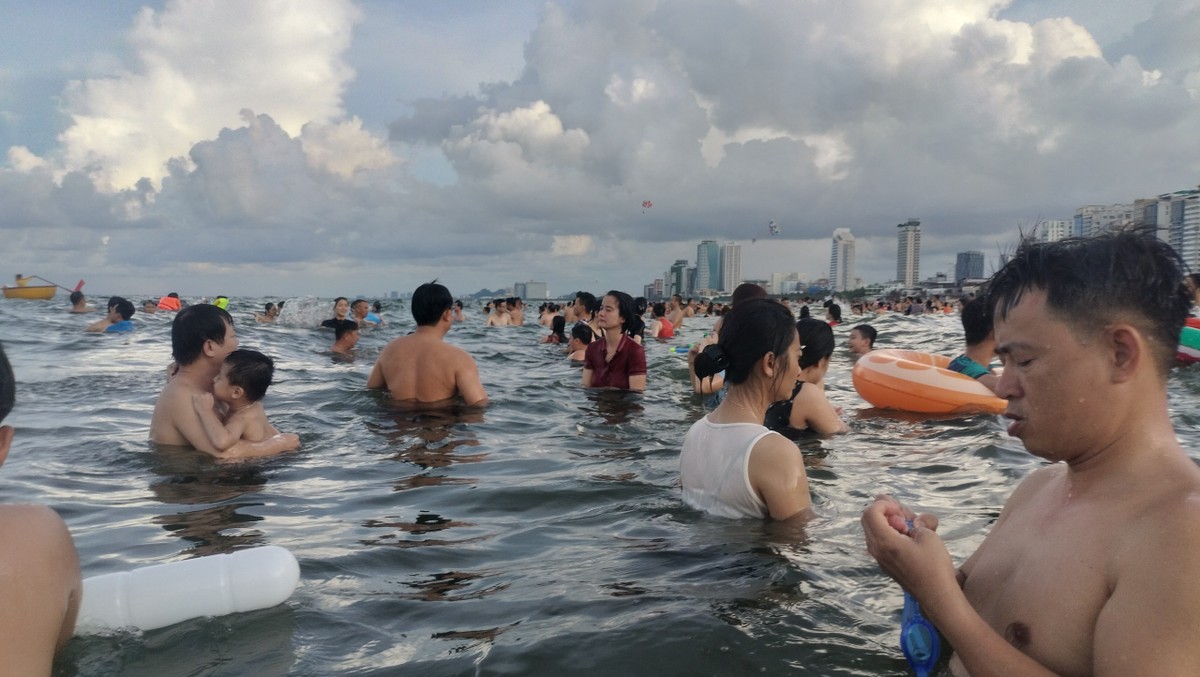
[852, 349, 1006, 415]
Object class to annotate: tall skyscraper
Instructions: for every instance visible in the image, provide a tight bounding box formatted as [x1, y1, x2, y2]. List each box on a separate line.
[829, 228, 856, 292]
[896, 219, 921, 287]
[954, 251, 984, 282]
[719, 242, 742, 293]
[695, 240, 721, 292]
[1163, 188, 1200, 272]
[667, 259, 689, 297]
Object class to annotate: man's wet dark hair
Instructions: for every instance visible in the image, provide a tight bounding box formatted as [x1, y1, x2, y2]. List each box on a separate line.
[960, 297, 993, 346]
[986, 229, 1190, 378]
[223, 349, 275, 403]
[851, 324, 878, 348]
[798, 317, 835, 369]
[172, 304, 234, 366]
[70, 290, 84, 305]
[652, 302, 667, 318]
[695, 298, 795, 385]
[333, 319, 359, 341]
[575, 292, 598, 316]
[827, 303, 842, 323]
[412, 281, 454, 326]
[352, 299, 368, 312]
[0, 342, 14, 423]
[570, 323, 594, 344]
[113, 297, 135, 321]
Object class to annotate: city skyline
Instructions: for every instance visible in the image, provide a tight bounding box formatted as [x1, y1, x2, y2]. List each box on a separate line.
[2, 1, 1197, 297]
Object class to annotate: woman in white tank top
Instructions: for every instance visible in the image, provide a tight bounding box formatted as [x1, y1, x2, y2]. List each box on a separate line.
[680, 299, 814, 521]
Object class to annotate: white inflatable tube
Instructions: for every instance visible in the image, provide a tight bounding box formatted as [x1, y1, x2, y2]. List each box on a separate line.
[75, 545, 300, 635]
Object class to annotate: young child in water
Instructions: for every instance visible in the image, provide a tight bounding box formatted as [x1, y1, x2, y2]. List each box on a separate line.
[191, 349, 280, 450]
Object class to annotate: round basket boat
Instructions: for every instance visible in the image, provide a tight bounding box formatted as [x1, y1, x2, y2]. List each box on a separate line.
[852, 349, 1006, 415]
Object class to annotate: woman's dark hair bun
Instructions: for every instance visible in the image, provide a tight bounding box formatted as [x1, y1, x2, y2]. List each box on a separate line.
[694, 344, 730, 378]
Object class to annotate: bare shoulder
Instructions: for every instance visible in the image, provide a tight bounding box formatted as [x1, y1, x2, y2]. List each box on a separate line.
[750, 431, 805, 475]
[0, 503, 81, 666]
[0, 503, 72, 538]
[1006, 462, 1064, 504]
[443, 341, 476, 363]
[0, 503, 78, 592]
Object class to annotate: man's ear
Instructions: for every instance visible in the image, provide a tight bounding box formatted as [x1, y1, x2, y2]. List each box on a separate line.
[0, 425, 13, 468]
[1107, 324, 1143, 383]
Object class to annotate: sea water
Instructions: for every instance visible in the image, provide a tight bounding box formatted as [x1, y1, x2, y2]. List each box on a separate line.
[3, 297, 1198, 676]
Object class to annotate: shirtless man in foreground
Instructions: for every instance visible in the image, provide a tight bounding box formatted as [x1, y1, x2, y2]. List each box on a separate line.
[863, 231, 1200, 675]
[367, 282, 488, 407]
[0, 343, 81, 673]
[150, 305, 300, 459]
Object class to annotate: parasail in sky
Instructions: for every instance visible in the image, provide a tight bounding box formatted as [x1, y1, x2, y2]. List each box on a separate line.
[642, 200, 653, 209]
[768, 220, 780, 236]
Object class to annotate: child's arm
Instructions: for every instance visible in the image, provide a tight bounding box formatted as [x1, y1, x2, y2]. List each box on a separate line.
[191, 393, 245, 452]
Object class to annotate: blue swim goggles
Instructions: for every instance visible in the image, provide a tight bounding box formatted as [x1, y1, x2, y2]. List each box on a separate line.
[901, 520, 941, 677]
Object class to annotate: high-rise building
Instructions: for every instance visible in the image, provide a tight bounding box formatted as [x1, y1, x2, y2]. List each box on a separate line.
[643, 278, 665, 300]
[896, 219, 921, 287]
[955, 251, 985, 282]
[513, 281, 547, 299]
[719, 242, 742, 292]
[667, 259, 689, 297]
[695, 240, 721, 292]
[1137, 195, 1175, 244]
[1074, 204, 1133, 238]
[829, 228, 856, 292]
[1162, 188, 1200, 272]
[1035, 219, 1072, 243]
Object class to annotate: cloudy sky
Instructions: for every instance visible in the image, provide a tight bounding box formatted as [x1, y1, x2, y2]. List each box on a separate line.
[2, 0, 1198, 298]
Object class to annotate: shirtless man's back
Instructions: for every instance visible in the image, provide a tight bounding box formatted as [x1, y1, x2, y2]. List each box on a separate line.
[367, 331, 486, 405]
[368, 282, 488, 407]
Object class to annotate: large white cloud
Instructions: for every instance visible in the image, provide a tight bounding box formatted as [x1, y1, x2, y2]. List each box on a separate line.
[37, 0, 367, 191]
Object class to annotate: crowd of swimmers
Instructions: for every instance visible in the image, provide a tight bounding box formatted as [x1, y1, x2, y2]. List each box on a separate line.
[9, 229, 1200, 673]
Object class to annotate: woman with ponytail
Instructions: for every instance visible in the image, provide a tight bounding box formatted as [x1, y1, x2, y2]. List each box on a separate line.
[679, 299, 812, 520]
[763, 318, 848, 438]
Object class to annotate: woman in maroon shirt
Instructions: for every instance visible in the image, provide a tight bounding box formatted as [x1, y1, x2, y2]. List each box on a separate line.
[582, 291, 647, 391]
